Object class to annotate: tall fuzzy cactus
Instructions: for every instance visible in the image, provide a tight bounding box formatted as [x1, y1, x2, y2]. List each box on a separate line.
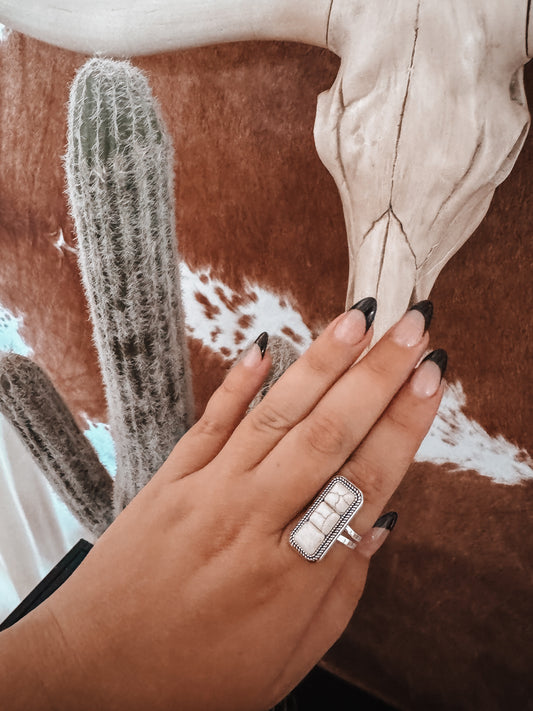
[65, 58, 194, 514]
[0, 59, 297, 542]
[0, 353, 114, 537]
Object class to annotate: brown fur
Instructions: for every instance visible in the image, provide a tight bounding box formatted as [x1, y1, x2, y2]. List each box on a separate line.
[0, 31, 532, 709]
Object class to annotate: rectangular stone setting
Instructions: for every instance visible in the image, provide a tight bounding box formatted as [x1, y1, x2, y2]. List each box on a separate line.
[290, 476, 364, 561]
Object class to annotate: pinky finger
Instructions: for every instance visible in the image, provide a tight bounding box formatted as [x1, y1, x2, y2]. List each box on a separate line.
[355, 511, 398, 559]
[156, 333, 272, 482]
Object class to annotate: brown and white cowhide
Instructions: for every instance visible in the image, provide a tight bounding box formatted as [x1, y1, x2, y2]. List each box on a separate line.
[0, 28, 532, 711]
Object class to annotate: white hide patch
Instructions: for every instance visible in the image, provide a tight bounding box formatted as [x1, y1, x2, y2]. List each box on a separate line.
[0, 304, 33, 356]
[416, 381, 533, 485]
[180, 262, 312, 360]
[0, 24, 10, 42]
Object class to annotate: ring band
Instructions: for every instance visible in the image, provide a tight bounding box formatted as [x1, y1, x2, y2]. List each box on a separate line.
[344, 524, 362, 543]
[336, 533, 357, 549]
[290, 475, 364, 562]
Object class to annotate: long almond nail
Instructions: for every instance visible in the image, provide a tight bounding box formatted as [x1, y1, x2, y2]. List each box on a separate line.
[255, 332, 269, 358]
[242, 332, 268, 367]
[334, 306, 368, 345]
[422, 348, 448, 376]
[391, 309, 427, 347]
[374, 511, 398, 531]
[356, 511, 398, 559]
[350, 297, 377, 332]
[410, 348, 448, 398]
[409, 300, 433, 331]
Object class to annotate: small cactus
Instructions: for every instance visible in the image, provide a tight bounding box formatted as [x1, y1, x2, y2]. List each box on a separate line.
[248, 335, 300, 412]
[0, 353, 114, 536]
[65, 58, 194, 514]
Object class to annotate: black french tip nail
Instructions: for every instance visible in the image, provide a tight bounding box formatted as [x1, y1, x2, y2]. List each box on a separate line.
[350, 297, 377, 333]
[409, 300, 433, 332]
[254, 332, 269, 359]
[422, 348, 448, 379]
[373, 511, 398, 532]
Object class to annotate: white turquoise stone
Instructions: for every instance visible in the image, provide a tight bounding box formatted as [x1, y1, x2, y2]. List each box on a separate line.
[326, 481, 355, 514]
[293, 521, 325, 555]
[310, 501, 340, 534]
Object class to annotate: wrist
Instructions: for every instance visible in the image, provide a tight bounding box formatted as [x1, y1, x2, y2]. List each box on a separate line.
[0, 604, 82, 711]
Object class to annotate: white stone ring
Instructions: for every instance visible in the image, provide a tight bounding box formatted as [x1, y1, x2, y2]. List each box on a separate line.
[289, 476, 364, 562]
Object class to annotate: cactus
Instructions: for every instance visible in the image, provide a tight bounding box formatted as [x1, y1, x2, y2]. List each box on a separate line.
[0, 353, 114, 536]
[0, 58, 194, 535]
[65, 58, 194, 514]
[0, 58, 293, 539]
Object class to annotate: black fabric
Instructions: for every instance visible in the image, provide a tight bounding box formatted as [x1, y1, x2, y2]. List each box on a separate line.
[274, 666, 398, 710]
[0, 539, 92, 631]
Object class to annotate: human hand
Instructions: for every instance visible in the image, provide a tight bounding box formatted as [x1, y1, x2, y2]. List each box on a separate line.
[13, 299, 445, 711]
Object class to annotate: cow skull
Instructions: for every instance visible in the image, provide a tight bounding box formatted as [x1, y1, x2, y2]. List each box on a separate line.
[1, 0, 531, 337]
[316, 0, 531, 337]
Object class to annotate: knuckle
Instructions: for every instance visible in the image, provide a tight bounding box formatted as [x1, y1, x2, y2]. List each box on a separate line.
[342, 457, 388, 503]
[302, 411, 347, 457]
[219, 372, 241, 398]
[360, 353, 391, 382]
[194, 412, 221, 439]
[383, 406, 414, 439]
[249, 401, 292, 437]
[302, 348, 332, 378]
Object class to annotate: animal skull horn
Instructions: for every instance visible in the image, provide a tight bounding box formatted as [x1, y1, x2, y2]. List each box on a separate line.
[0, 0, 331, 55]
[1, 0, 531, 338]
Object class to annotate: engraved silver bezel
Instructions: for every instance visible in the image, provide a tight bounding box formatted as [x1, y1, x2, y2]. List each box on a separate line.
[289, 475, 364, 562]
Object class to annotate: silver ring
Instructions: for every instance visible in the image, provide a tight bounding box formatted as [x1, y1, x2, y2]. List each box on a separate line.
[344, 524, 362, 543]
[290, 475, 364, 562]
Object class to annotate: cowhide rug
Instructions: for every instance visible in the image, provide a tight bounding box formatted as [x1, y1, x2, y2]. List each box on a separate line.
[0, 28, 531, 711]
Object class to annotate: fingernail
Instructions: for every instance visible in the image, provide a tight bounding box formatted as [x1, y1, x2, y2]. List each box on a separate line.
[391, 308, 427, 347]
[350, 297, 377, 333]
[334, 296, 376, 344]
[255, 332, 269, 358]
[409, 300, 433, 331]
[410, 349, 447, 398]
[422, 348, 448, 377]
[243, 332, 268, 367]
[356, 512, 398, 559]
[373, 511, 398, 531]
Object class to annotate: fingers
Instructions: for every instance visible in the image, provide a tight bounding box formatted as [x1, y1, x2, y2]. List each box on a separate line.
[259, 305, 432, 521]
[155, 335, 271, 482]
[214, 298, 376, 472]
